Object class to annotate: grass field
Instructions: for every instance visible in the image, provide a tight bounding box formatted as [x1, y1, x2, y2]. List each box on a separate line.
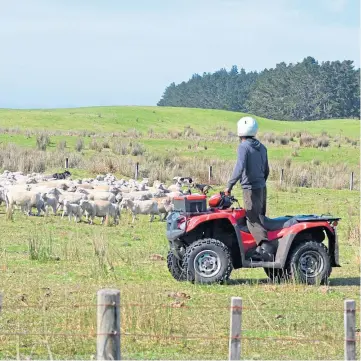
[0, 106, 360, 359]
[0, 186, 359, 360]
[0, 106, 359, 137]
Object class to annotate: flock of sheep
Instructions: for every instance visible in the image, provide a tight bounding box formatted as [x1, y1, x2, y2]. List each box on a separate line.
[0, 170, 194, 225]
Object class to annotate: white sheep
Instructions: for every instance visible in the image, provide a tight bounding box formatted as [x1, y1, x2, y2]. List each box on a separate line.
[62, 200, 83, 222]
[77, 183, 95, 190]
[156, 197, 174, 221]
[87, 191, 116, 203]
[0, 187, 6, 206]
[167, 191, 183, 200]
[120, 198, 158, 223]
[5, 189, 44, 216]
[121, 191, 152, 201]
[58, 191, 88, 206]
[42, 188, 62, 216]
[85, 200, 120, 225]
[167, 182, 182, 193]
[79, 199, 95, 223]
[92, 184, 110, 192]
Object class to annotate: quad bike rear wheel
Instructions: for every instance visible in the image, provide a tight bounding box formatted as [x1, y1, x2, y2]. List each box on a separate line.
[183, 238, 233, 284]
[167, 251, 187, 281]
[264, 241, 331, 285]
[287, 241, 331, 285]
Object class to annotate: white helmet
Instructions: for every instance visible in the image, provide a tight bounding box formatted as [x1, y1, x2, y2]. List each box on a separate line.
[237, 116, 258, 137]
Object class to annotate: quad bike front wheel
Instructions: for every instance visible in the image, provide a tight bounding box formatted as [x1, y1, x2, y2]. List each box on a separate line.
[183, 238, 233, 284]
[167, 251, 187, 281]
[287, 241, 331, 285]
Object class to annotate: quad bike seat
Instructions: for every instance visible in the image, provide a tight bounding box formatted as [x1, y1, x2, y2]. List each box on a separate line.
[238, 216, 298, 233]
[263, 216, 298, 231]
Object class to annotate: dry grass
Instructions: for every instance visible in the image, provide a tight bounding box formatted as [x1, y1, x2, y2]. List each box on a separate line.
[0, 143, 83, 173]
[299, 133, 330, 148]
[0, 142, 358, 191]
[270, 162, 358, 189]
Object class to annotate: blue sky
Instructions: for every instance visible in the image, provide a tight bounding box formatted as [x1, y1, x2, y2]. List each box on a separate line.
[0, 0, 359, 109]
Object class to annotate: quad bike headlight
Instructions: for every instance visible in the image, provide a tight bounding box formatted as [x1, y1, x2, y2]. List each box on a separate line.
[177, 217, 186, 231]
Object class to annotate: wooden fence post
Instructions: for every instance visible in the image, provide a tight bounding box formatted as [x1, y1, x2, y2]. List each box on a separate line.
[280, 168, 284, 185]
[229, 297, 242, 360]
[349, 172, 354, 191]
[134, 162, 139, 180]
[65, 158, 69, 169]
[208, 165, 213, 184]
[344, 299, 356, 361]
[97, 289, 121, 361]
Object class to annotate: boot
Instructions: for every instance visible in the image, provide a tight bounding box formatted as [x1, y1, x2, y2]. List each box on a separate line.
[250, 242, 275, 262]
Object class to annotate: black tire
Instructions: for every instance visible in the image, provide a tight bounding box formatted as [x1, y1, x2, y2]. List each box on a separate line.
[167, 251, 187, 281]
[287, 241, 331, 285]
[183, 238, 233, 284]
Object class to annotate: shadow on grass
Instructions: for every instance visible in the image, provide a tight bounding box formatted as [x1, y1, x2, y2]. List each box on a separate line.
[226, 277, 360, 287]
[329, 277, 360, 287]
[226, 278, 270, 286]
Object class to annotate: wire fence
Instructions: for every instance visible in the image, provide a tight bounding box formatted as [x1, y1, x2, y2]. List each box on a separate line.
[0, 290, 359, 360]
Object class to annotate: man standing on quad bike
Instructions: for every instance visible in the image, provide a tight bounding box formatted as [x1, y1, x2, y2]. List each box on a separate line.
[224, 116, 275, 262]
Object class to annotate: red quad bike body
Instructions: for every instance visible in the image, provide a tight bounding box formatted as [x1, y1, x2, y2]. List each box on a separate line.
[166, 193, 341, 285]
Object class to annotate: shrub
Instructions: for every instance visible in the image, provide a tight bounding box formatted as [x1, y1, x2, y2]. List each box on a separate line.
[262, 132, 276, 143]
[36, 133, 50, 151]
[318, 137, 329, 148]
[127, 128, 142, 138]
[57, 141, 67, 151]
[90, 139, 102, 152]
[312, 159, 321, 166]
[111, 140, 129, 155]
[278, 135, 290, 145]
[184, 126, 196, 137]
[75, 138, 84, 152]
[299, 133, 314, 147]
[131, 143, 146, 156]
[284, 157, 292, 168]
[102, 139, 111, 149]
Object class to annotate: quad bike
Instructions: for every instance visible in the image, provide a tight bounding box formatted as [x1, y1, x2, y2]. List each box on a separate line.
[166, 192, 341, 285]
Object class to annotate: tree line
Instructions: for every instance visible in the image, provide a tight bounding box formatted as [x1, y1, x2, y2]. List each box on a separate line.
[157, 57, 360, 120]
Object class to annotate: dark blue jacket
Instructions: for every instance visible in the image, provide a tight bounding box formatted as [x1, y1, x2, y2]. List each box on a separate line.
[227, 138, 269, 190]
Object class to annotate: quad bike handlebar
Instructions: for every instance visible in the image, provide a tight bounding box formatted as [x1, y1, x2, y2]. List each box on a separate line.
[215, 192, 240, 209]
[219, 191, 238, 203]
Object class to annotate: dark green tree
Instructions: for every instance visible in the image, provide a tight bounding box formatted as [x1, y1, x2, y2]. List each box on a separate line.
[157, 57, 360, 120]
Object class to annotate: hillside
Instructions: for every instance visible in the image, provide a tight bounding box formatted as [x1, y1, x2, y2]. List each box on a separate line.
[0, 106, 359, 137]
[0, 106, 359, 189]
